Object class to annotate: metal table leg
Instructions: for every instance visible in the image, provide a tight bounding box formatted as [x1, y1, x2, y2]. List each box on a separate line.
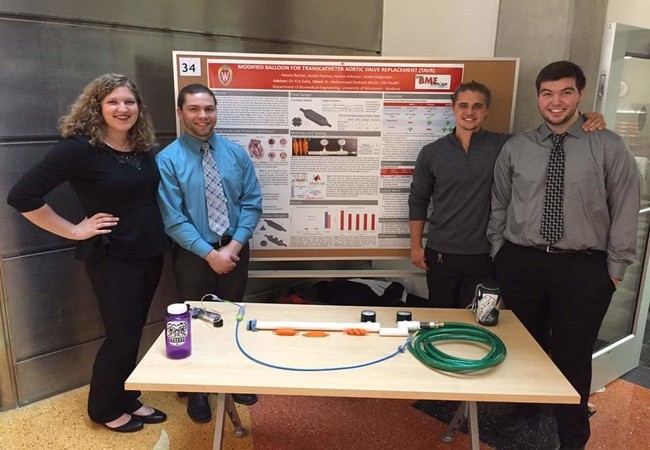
[467, 401, 480, 450]
[213, 393, 227, 450]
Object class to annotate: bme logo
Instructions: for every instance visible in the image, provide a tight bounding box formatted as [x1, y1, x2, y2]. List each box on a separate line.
[415, 74, 451, 90]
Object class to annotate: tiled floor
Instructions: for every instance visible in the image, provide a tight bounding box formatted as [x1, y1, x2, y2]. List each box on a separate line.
[622, 365, 650, 387]
[0, 376, 648, 449]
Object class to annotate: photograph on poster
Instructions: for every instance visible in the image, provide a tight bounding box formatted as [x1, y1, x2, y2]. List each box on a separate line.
[291, 138, 358, 156]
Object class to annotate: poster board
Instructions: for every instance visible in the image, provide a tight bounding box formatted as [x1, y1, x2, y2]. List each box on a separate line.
[172, 52, 519, 260]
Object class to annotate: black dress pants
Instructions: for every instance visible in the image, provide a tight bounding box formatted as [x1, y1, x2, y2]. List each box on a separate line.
[494, 241, 615, 447]
[172, 242, 250, 303]
[85, 253, 164, 423]
[424, 248, 494, 308]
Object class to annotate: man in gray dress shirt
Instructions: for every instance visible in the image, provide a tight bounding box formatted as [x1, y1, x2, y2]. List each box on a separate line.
[487, 61, 640, 450]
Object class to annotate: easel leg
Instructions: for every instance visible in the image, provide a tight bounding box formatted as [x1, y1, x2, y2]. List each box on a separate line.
[226, 394, 247, 437]
[440, 401, 480, 450]
[212, 394, 248, 450]
[441, 401, 468, 443]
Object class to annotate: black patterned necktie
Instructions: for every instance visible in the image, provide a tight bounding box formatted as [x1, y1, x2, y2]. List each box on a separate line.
[201, 142, 230, 235]
[540, 133, 567, 244]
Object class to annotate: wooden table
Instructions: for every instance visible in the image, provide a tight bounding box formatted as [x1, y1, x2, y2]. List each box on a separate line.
[126, 303, 579, 449]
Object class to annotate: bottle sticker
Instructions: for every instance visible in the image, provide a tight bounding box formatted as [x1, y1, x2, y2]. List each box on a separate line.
[167, 320, 188, 346]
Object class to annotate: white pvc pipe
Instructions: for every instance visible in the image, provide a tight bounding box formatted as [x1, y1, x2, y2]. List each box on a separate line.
[248, 319, 381, 332]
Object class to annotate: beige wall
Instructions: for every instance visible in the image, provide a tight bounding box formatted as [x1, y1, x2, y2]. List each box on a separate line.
[383, 0, 650, 60]
[496, 0, 609, 132]
[382, 1, 610, 133]
[382, 0, 500, 57]
[606, 0, 650, 28]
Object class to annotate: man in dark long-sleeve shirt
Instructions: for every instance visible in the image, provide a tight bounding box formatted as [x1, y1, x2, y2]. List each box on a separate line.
[487, 61, 640, 450]
[409, 81, 510, 307]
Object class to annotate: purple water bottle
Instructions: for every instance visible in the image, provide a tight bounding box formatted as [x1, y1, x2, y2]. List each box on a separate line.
[165, 303, 192, 359]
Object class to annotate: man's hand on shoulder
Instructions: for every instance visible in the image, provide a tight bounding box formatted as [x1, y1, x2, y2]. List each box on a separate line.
[582, 112, 606, 131]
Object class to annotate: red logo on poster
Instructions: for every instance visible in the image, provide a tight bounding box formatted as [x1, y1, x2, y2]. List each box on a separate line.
[217, 65, 233, 86]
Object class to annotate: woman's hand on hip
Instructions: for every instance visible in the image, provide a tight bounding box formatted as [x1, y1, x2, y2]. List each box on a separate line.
[73, 213, 119, 240]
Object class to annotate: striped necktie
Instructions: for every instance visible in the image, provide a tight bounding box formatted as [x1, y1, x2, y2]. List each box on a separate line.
[540, 133, 567, 244]
[201, 142, 230, 235]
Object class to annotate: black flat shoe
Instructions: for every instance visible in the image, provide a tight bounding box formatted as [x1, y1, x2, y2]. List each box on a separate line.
[187, 393, 211, 423]
[133, 408, 167, 424]
[103, 415, 144, 433]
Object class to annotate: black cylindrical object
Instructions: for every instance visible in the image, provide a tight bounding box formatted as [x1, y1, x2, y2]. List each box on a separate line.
[360, 310, 376, 322]
[396, 311, 412, 322]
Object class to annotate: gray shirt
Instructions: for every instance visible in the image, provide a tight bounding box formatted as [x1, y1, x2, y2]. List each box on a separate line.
[409, 129, 511, 254]
[487, 117, 640, 279]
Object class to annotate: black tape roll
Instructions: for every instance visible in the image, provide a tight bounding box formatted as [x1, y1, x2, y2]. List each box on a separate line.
[360, 310, 376, 322]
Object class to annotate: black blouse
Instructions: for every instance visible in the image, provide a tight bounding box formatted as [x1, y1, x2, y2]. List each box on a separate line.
[7, 135, 171, 260]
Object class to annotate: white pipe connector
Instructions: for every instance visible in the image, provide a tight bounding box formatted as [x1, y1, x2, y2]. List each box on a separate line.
[379, 327, 410, 337]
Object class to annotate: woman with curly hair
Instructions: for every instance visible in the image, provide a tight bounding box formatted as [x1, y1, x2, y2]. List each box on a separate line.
[7, 74, 171, 432]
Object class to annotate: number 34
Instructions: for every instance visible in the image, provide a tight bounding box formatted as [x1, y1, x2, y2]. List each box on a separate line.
[181, 62, 196, 73]
[178, 57, 201, 76]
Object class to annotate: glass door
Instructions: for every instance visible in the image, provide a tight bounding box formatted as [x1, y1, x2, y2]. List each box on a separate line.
[592, 22, 650, 391]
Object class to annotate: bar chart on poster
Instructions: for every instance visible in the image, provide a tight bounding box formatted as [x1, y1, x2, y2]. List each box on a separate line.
[172, 52, 519, 260]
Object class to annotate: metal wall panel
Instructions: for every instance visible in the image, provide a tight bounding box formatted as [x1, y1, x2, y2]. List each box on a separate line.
[0, 18, 375, 139]
[15, 322, 164, 405]
[0, 0, 382, 52]
[3, 250, 177, 362]
[3, 250, 101, 362]
[0, 269, 17, 407]
[0, 137, 171, 257]
[14, 338, 101, 406]
[1, 142, 85, 256]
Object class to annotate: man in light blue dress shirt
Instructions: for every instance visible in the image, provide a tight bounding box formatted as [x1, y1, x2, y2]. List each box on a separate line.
[156, 83, 262, 423]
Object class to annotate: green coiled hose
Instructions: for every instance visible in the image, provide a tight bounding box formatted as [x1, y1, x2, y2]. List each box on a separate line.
[408, 322, 507, 372]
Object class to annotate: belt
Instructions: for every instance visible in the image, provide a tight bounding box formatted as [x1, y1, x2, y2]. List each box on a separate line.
[530, 245, 601, 255]
[211, 236, 233, 248]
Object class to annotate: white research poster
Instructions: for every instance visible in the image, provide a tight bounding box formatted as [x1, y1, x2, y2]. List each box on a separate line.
[198, 56, 464, 251]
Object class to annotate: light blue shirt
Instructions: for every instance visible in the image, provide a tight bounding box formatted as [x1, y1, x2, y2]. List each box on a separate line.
[156, 133, 262, 258]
